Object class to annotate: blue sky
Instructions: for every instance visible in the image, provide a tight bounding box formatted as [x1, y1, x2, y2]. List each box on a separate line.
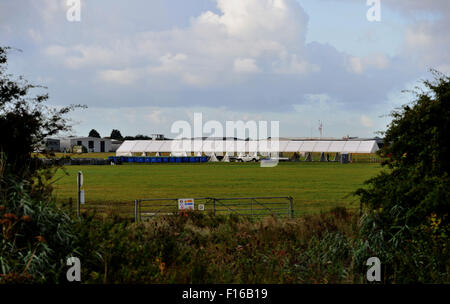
[1, 0, 449, 139]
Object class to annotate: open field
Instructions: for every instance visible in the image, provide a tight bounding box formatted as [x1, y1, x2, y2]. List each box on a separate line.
[52, 162, 382, 215]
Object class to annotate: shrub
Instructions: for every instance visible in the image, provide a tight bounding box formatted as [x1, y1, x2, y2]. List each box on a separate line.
[355, 71, 450, 282]
[0, 173, 77, 283]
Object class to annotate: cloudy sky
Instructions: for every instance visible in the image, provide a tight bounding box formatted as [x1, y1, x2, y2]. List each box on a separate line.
[1, 0, 449, 139]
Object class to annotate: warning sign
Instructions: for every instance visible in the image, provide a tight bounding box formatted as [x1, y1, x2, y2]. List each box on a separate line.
[178, 198, 195, 210]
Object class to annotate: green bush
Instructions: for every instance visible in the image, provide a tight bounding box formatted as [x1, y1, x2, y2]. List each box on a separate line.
[355, 71, 450, 283]
[70, 208, 363, 284]
[0, 173, 77, 283]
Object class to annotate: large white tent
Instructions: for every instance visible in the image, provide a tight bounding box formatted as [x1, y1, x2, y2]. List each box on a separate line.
[115, 140, 379, 156]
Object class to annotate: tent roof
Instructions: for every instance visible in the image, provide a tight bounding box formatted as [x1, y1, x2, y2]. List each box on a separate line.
[115, 140, 379, 154]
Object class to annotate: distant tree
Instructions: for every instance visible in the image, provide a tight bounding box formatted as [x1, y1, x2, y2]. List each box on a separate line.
[122, 134, 152, 141]
[134, 134, 151, 140]
[110, 129, 123, 140]
[88, 129, 100, 138]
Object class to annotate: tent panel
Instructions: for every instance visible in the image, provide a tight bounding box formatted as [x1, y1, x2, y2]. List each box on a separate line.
[342, 141, 361, 153]
[116, 141, 136, 155]
[158, 141, 174, 152]
[299, 141, 317, 152]
[328, 141, 346, 153]
[130, 140, 149, 153]
[312, 141, 332, 152]
[245, 140, 259, 153]
[169, 140, 192, 153]
[192, 140, 204, 152]
[284, 141, 303, 152]
[144, 141, 164, 152]
[356, 141, 379, 153]
[201, 140, 216, 153]
[278, 141, 289, 152]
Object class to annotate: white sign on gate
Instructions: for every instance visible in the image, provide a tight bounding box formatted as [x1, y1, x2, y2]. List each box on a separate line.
[178, 198, 195, 210]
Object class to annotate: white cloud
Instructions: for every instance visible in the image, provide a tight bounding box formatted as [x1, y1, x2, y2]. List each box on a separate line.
[45, 0, 311, 87]
[349, 57, 363, 74]
[97, 69, 139, 85]
[28, 29, 42, 43]
[348, 54, 389, 74]
[360, 114, 374, 128]
[233, 58, 260, 73]
[64, 45, 118, 69]
[33, 0, 67, 25]
[45, 45, 68, 56]
[5, 0, 443, 137]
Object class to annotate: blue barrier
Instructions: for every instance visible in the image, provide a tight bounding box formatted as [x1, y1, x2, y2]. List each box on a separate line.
[108, 156, 209, 164]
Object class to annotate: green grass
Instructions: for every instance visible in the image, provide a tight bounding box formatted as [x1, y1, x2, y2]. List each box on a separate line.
[52, 162, 382, 215]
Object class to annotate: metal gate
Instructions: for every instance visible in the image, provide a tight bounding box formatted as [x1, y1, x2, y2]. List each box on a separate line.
[134, 196, 294, 222]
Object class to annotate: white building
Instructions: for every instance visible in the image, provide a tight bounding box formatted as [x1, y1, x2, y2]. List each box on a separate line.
[58, 137, 113, 153]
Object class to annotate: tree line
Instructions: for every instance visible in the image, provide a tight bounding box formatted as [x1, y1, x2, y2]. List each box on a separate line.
[88, 129, 162, 141]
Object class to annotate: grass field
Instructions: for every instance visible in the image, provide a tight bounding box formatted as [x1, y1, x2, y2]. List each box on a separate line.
[52, 162, 382, 215]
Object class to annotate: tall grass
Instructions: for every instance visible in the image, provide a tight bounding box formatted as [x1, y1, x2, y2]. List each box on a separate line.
[73, 207, 370, 284]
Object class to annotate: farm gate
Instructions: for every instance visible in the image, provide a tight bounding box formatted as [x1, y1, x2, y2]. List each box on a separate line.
[135, 196, 294, 222]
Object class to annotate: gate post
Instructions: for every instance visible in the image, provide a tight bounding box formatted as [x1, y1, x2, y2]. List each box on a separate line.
[134, 200, 139, 222]
[289, 197, 294, 218]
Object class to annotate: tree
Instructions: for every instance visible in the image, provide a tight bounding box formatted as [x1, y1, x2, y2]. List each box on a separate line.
[110, 129, 123, 140]
[354, 71, 450, 282]
[356, 71, 450, 229]
[0, 46, 79, 283]
[123, 134, 151, 141]
[0, 46, 82, 183]
[88, 129, 100, 138]
[134, 134, 151, 140]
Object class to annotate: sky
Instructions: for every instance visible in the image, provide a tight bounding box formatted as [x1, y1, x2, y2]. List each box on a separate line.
[1, 0, 449, 139]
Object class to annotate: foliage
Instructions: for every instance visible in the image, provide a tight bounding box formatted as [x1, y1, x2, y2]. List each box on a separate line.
[123, 134, 152, 141]
[0, 46, 81, 283]
[355, 71, 450, 282]
[0, 46, 83, 199]
[0, 167, 77, 283]
[72, 208, 364, 284]
[88, 129, 101, 138]
[357, 70, 450, 227]
[110, 129, 123, 141]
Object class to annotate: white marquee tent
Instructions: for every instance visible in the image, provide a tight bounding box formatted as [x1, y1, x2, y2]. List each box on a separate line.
[115, 140, 379, 156]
